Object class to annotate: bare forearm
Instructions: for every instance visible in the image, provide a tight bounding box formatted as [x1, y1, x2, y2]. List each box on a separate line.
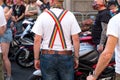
[4, 8, 13, 21]
[72, 34, 80, 58]
[34, 35, 42, 59]
[17, 13, 25, 21]
[90, 35, 117, 79]
[29, 10, 38, 14]
[94, 51, 113, 78]
[25, 12, 34, 16]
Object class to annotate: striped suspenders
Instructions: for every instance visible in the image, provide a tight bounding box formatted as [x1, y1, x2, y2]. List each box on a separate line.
[46, 10, 68, 49]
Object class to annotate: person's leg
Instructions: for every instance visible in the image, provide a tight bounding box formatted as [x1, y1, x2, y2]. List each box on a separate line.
[1, 42, 11, 77]
[115, 73, 120, 80]
[57, 54, 74, 80]
[15, 21, 23, 33]
[0, 29, 13, 80]
[40, 54, 59, 80]
[0, 53, 4, 80]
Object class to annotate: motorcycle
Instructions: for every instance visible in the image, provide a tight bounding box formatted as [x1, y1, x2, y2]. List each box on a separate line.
[75, 32, 115, 80]
[27, 32, 115, 80]
[15, 18, 35, 68]
[9, 27, 23, 61]
[9, 18, 34, 61]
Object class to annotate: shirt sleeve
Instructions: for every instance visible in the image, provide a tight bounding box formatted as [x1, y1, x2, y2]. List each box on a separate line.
[70, 12, 81, 35]
[0, 6, 6, 27]
[107, 16, 119, 38]
[31, 14, 43, 36]
[100, 10, 111, 24]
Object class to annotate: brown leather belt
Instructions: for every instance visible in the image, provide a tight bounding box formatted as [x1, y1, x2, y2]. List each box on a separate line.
[41, 49, 72, 55]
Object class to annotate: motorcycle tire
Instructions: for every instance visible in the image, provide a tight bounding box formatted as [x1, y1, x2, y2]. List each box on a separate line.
[15, 48, 34, 68]
[27, 74, 42, 80]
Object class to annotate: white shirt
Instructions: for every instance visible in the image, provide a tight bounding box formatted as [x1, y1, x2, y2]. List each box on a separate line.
[0, 6, 6, 27]
[107, 13, 120, 74]
[32, 8, 81, 51]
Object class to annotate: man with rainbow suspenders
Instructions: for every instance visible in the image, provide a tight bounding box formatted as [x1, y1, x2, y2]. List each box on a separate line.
[32, 0, 81, 80]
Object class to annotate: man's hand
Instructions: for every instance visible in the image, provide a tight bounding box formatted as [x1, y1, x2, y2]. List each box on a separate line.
[34, 60, 40, 70]
[97, 44, 104, 53]
[74, 58, 79, 69]
[87, 75, 96, 80]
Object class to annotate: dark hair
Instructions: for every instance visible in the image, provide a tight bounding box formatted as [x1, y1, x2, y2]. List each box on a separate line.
[107, 1, 117, 7]
[29, 0, 36, 3]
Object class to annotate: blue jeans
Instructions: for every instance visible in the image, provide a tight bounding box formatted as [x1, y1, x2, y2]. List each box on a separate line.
[0, 28, 12, 43]
[40, 53, 74, 80]
[15, 20, 23, 33]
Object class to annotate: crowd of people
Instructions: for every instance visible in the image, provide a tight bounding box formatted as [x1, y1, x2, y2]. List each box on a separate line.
[0, 0, 41, 80]
[0, 0, 120, 80]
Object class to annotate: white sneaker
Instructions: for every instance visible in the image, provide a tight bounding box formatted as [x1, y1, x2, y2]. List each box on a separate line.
[5, 76, 13, 80]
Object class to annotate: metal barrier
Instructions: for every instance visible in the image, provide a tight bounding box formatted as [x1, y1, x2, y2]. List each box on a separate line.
[85, 12, 97, 20]
[73, 12, 84, 24]
[73, 11, 97, 26]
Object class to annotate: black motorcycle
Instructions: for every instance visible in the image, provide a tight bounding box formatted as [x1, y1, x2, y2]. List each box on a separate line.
[15, 18, 35, 68]
[27, 44, 115, 80]
[27, 34, 115, 80]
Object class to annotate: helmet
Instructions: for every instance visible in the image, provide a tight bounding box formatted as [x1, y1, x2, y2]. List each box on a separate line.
[107, 0, 117, 8]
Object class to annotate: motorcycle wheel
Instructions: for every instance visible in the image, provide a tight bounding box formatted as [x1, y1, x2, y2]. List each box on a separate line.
[15, 48, 34, 68]
[27, 74, 41, 80]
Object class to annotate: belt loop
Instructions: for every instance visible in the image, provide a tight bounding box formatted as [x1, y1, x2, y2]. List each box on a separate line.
[41, 49, 43, 55]
[55, 50, 58, 54]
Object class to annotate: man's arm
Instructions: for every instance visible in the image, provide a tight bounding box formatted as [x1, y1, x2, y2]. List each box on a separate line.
[34, 34, 42, 69]
[0, 26, 6, 36]
[72, 34, 80, 69]
[0, 7, 7, 36]
[34, 34, 42, 60]
[4, 7, 13, 21]
[16, 13, 25, 22]
[100, 22, 108, 45]
[97, 22, 108, 52]
[87, 35, 118, 80]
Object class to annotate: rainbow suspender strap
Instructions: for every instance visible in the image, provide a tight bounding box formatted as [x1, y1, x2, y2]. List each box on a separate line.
[46, 10, 68, 49]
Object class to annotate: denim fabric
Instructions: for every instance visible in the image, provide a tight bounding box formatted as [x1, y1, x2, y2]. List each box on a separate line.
[15, 20, 23, 33]
[0, 29, 12, 43]
[40, 53, 74, 80]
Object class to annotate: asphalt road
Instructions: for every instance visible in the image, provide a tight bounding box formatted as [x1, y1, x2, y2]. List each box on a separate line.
[11, 61, 35, 80]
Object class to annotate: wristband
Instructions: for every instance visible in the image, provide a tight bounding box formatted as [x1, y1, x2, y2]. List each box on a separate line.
[74, 56, 79, 60]
[92, 71, 98, 79]
[34, 58, 40, 60]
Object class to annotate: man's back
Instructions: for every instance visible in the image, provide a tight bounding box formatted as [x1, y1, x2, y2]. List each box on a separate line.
[32, 8, 81, 51]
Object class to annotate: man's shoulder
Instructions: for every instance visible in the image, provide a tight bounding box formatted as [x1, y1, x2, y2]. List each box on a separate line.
[0, 6, 2, 10]
[108, 13, 120, 24]
[0, 6, 4, 13]
[111, 13, 120, 20]
[49, 8, 72, 14]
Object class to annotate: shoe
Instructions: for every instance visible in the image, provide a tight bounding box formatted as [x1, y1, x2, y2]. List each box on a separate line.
[5, 76, 13, 80]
